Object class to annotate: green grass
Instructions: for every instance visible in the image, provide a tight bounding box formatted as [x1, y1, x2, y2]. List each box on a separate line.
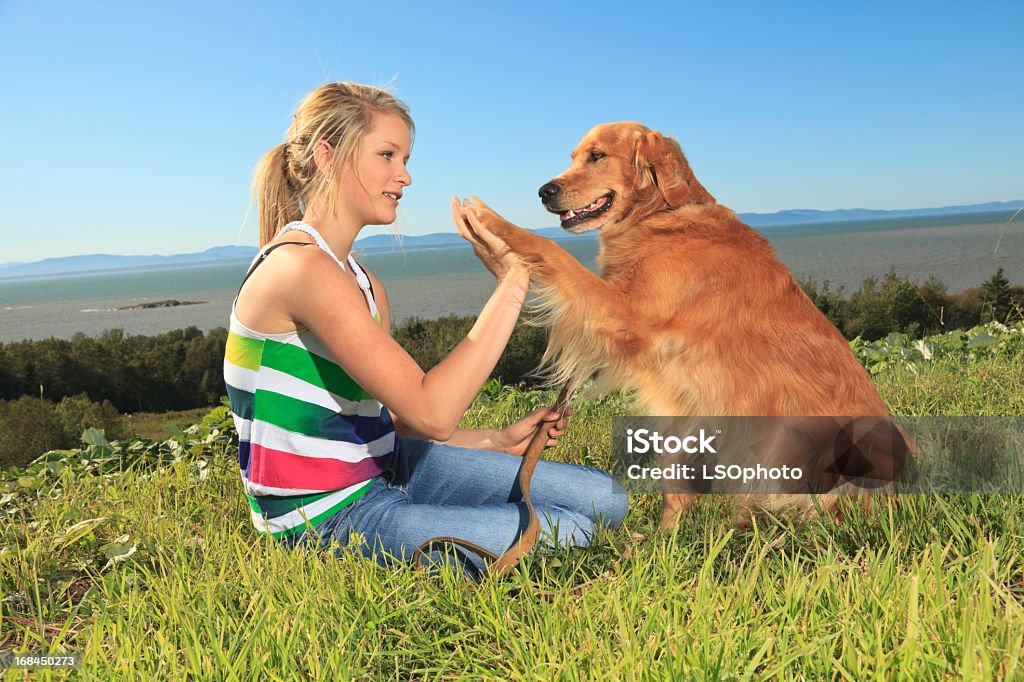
[2, 324, 1024, 680]
[124, 407, 218, 442]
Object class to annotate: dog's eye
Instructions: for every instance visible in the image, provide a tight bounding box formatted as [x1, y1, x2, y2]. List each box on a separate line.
[587, 151, 606, 163]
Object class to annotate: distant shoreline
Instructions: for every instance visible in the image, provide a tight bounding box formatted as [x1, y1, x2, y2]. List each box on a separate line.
[0, 258, 254, 284]
[1, 202, 1020, 281]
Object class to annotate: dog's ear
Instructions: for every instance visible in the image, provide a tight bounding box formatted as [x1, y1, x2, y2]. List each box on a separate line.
[632, 130, 714, 207]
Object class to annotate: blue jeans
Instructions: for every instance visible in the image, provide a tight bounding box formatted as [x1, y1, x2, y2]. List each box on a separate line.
[285, 437, 629, 577]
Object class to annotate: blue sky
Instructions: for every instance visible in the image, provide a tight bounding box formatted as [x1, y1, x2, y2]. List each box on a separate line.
[0, 1, 1021, 263]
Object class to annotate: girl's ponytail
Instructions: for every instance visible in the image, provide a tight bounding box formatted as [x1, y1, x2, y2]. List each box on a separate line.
[252, 143, 303, 247]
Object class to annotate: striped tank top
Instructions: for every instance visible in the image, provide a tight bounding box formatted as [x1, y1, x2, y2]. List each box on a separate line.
[223, 222, 395, 538]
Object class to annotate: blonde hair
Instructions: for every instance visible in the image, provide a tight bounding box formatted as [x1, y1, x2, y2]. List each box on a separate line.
[252, 82, 415, 246]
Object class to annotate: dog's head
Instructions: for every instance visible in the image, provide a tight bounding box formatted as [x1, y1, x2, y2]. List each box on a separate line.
[539, 121, 714, 234]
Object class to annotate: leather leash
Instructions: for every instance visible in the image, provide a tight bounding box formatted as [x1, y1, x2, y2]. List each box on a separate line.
[412, 385, 573, 578]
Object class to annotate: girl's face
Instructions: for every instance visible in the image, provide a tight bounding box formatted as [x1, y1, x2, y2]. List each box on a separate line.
[339, 112, 412, 227]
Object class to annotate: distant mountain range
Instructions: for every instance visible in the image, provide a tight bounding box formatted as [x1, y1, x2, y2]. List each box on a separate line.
[739, 200, 1024, 227]
[2, 200, 1020, 280]
[0, 245, 262, 280]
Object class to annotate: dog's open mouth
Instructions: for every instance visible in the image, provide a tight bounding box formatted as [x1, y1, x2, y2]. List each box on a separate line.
[558, 192, 614, 229]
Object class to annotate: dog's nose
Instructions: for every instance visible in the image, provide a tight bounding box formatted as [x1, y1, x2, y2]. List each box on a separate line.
[538, 182, 561, 203]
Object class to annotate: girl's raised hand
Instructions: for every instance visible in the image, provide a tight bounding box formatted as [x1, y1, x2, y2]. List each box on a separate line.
[450, 197, 526, 282]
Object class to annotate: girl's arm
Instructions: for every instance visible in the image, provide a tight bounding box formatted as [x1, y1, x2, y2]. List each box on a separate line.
[280, 204, 529, 442]
[366, 259, 567, 454]
[435, 406, 570, 455]
[392, 409, 570, 455]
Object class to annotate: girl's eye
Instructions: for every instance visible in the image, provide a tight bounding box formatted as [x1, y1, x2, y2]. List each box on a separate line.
[381, 151, 394, 160]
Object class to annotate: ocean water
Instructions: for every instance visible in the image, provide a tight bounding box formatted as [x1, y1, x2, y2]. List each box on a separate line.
[0, 211, 1020, 343]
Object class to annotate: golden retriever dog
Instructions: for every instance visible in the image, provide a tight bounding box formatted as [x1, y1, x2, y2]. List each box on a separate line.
[465, 121, 913, 527]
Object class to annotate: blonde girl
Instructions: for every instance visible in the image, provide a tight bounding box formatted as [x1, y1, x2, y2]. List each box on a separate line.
[224, 81, 626, 576]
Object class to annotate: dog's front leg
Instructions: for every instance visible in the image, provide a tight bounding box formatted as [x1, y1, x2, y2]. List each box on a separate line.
[465, 198, 645, 393]
[465, 198, 629, 318]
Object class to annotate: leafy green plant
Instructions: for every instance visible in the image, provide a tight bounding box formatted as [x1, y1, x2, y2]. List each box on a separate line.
[851, 320, 1024, 375]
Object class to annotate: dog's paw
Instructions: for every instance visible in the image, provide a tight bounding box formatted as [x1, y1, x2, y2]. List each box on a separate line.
[658, 493, 696, 529]
[465, 197, 520, 240]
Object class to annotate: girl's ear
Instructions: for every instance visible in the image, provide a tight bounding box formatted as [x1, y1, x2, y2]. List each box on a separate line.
[312, 139, 334, 174]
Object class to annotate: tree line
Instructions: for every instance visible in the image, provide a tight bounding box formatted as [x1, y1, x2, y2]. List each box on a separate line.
[1, 268, 1020, 469]
[0, 319, 548, 469]
[800, 267, 1022, 340]
[0, 319, 549, 413]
